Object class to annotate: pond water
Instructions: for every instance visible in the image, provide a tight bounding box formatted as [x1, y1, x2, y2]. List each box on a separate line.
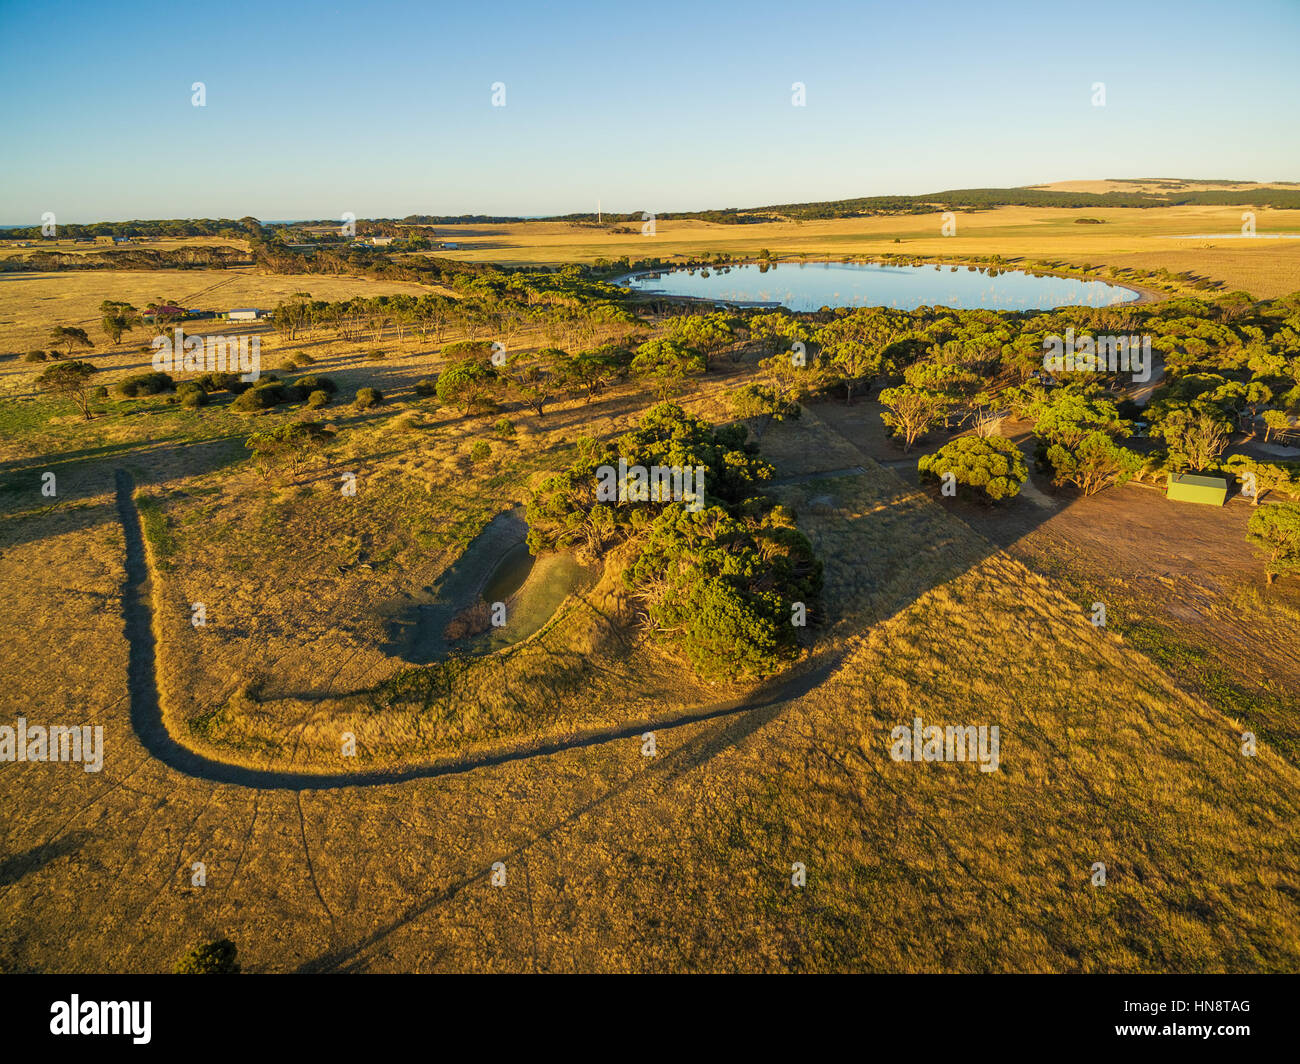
[620, 261, 1140, 312]
[380, 509, 596, 663]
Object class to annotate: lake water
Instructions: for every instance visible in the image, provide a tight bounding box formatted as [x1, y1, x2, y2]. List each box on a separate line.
[620, 261, 1140, 312]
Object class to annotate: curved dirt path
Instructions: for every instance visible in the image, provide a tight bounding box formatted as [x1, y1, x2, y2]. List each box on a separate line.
[114, 469, 835, 792]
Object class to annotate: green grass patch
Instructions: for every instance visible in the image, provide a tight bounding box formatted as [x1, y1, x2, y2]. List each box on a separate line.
[136, 492, 179, 570]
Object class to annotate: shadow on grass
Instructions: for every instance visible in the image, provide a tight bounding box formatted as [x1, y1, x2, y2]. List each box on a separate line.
[0, 831, 92, 887]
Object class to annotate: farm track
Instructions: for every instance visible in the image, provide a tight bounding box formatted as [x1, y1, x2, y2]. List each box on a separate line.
[113, 468, 844, 792]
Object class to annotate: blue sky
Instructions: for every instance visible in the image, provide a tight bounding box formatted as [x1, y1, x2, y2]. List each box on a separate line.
[1, 0, 1297, 222]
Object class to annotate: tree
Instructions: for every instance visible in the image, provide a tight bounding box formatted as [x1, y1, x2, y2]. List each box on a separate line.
[272, 291, 313, 341]
[1044, 431, 1142, 496]
[878, 384, 949, 452]
[1029, 388, 1130, 449]
[505, 351, 556, 417]
[436, 358, 499, 414]
[1263, 409, 1293, 442]
[1150, 402, 1232, 471]
[815, 308, 908, 404]
[35, 360, 97, 420]
[245, 422, 330, 479]
[1247, 503, 1300, 585]
[625, 504, 821, 682]
[730, 382, 801, 427]
[99, 301, 141, 345]
[564, 344, 627, 399]
[49, 325, 93, 358]
[667, 313, 737, 369]
[630, 338, 705, 400]
[918, 435, 1027, 502]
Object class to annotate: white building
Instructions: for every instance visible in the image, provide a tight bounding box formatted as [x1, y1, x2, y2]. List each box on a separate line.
[227, 308, 263, 321]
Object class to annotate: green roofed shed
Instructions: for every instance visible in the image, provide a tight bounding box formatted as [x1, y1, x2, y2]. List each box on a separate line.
[1167, 473, 1228, 506]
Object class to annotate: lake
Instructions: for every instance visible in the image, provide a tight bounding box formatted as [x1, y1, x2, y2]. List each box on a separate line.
[620, 261, 1140, 312]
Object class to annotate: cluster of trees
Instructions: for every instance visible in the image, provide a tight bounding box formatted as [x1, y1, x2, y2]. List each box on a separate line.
[4, 217, 262, 240]
[265, 278, 638, 354]
[729, 294, 1299, 502]
[526, 404, 822, 680]
[663, 185, 1300, 223]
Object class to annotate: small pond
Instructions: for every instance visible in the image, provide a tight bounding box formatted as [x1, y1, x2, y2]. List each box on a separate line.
[620, 260, 1140, 311]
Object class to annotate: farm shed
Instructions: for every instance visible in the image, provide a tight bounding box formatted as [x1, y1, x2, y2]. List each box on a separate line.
[1167, 473, 1228, 506]
[226, 308, 263, 321]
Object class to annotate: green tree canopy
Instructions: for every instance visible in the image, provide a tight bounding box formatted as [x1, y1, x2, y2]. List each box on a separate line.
[919, 435, 1027, 502]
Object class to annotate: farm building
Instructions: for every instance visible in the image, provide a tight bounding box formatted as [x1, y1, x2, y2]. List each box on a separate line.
[226, 308, 264, 321]
[368, 236, 395, 246]
[1167, 473, 1228, 506]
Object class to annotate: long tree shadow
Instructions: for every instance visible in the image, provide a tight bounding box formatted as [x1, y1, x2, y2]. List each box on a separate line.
[0, 832, 92, 887]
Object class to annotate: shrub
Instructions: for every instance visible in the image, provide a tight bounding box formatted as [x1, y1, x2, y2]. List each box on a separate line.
[414, 378, 438, 397]
[174, 938, 240, 974]
[293, 352, 316, 366]
[92, 385, 108, 399]
[196, 371, 245, 393]
[117, 371, 175, 397]
[24, 350, 48, 363]
[293, 374, 337, 395]
[470, 439, 492, 462]
[177, 382, 209, 408]
[354, 386, 384, 409]
[442, 340, 495, 363]
[494, 417, 516, 437]
[231, 383, 287, 411]
[307, 389, 330, 409]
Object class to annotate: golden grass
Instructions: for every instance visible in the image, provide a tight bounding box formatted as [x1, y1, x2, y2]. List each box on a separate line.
[429, 204, 1300, 298]
[2, 259, 1299, 972]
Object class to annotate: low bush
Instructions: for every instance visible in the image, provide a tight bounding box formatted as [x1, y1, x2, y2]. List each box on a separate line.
[177, 382, 209, 408]
[231, 383, 287, 411]
[117, 371, 175, 397]
[293, 374, 337, 395]
[174, 938, 240, 974]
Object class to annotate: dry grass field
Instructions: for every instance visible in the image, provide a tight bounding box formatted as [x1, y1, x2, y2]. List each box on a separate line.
[1, 223, 1298, 973]
[3, 395, 1298, 972]
[427, 204, 1300, 298]
[0, 267, 440, 363]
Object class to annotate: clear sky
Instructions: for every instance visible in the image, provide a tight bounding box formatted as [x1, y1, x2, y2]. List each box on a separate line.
[1, 0, 1297, 222]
